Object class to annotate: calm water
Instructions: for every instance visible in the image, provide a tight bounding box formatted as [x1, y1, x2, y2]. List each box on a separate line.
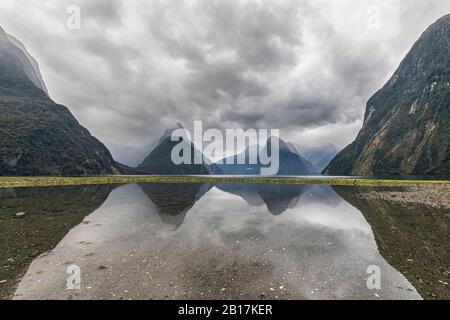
[1, 182, 447, 300]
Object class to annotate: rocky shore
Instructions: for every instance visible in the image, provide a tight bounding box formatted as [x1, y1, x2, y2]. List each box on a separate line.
[335, 185, 450, 299]
[355, 184, 450, 209]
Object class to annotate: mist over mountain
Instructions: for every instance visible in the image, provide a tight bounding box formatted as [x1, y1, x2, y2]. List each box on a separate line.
[325, 15, 450, 176]
[0, 27, 119, 176]
[301, 144, 339, 172]
[5, 33, 48, 96]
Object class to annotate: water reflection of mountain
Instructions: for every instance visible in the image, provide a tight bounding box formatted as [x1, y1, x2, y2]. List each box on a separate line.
[216, 183, 304, 215]
[300, 185, 341, 207]
[0, 185, 114, 299]
[13, 183, 421, 300]
[217, 184, 342, 215]
[137, 182, 345, 229]
[138, 183, 212, 228]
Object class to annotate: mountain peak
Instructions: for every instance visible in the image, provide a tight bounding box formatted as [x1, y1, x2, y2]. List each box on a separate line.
[266, 136, 290, 152]
[158, 123, 186, 144]
[0, 30, 118, 176]
[138, 126, 213, 175]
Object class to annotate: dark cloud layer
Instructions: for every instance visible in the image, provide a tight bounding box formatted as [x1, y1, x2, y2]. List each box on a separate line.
[1, 0, 450, 165]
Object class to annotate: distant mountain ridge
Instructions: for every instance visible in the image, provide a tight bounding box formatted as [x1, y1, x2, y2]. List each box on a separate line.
[133, 127, 317, 176]
[0, 27, 120, 176]
[216, 137, 318, 175]
[325, 15, 450, 176]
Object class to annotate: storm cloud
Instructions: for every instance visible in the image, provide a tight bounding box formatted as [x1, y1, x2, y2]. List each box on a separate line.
[1, 0, 449, 165]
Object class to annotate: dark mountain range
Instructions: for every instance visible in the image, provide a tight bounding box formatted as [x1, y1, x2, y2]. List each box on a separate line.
[215, 145, 262, 175]
[325, 15, 450, 176]
[136, 125, 221, 175]
[216, 137, 318, 175]
[0, 27, 120, 176]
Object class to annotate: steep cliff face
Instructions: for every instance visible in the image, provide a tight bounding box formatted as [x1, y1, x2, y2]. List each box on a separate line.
[6, 34, 48, 95]
[0, 27, 119, 176]
[325, 15, 450, 176]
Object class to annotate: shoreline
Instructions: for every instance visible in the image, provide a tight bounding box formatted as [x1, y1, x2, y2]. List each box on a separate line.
[1, 176, 450, 189]
[356, 184, 450, 210]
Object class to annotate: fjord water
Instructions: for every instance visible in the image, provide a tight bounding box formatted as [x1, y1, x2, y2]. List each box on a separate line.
[1, 183, 424, 300]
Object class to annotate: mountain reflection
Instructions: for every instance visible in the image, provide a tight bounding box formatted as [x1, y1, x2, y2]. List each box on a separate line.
[138, 182, 343, 221]
[4, 183, 438, 300]
[216, 183, 337, 215]
[138, 183, 213, 228]
[217, 183, 305, 215]
[12, 183, 421, 300]
[141, 182, 309, 216]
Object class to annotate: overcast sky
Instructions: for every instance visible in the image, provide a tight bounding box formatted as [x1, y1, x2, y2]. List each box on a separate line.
[1, 0, 449, 165]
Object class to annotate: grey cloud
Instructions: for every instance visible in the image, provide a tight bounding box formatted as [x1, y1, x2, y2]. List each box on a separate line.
[1, 0, 450, 165]
[83, 0, 124, 28]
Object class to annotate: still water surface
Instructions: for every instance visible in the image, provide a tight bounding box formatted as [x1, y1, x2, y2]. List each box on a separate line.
[0, 183, 427, 299]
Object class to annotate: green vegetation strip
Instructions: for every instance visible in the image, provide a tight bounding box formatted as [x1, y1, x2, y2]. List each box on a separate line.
[0, 176, 450, 189]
